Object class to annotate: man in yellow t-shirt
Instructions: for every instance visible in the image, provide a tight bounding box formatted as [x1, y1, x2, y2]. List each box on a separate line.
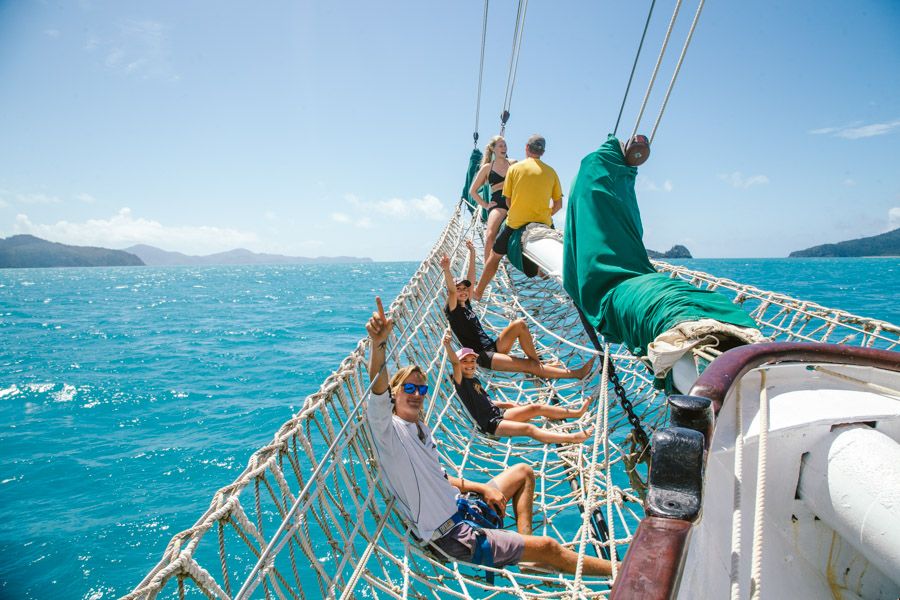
[473, 134, 563, 300]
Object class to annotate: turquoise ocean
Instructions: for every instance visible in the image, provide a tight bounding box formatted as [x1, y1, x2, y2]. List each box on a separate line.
[1, 258, 898, 599]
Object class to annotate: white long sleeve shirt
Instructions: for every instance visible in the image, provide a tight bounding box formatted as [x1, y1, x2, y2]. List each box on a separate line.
[365, 390, 459, 540]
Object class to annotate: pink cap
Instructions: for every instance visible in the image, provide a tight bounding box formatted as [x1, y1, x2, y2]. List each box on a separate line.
[456, 347, 477, 361]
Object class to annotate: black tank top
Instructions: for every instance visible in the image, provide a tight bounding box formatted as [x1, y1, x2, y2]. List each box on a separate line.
[445, 300, 494, 352]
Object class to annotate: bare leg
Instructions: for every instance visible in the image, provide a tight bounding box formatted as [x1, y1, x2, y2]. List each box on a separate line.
[483, 209, 507, 261]
[495, 319, 539, 361]
[494, 420, 594, 445]
[490, 353, 596, 381]
[520, 536, 613, 576]
[473, 252, 503, 301]
[503, 396, 596, 422]
[488, 463, 535, 535]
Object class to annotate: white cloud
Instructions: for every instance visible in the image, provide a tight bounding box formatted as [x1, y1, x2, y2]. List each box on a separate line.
[636, 176, 673, 193]
[86, 19, 178, 82]
[75, 193, 97, 204]
[810, 119, 900, 140]
[4, 192, 62, 205]
[13, 208, 258, 254]
[44, 29, 60, 38]
[719, 172, 769, 189]
[331, 211, 372, 228]
[263, 210, 277, 221]
[890, 207, 900, 230]
[346, 193, 448, 222]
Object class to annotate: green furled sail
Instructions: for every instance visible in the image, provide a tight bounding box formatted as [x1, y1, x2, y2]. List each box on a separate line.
[462, 148, 489, 221]
[563, 135, 757, 357]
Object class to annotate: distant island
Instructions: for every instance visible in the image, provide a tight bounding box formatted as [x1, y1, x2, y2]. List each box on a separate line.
[125, 244, 372, 266]
[647, 245, 692, 259]
[789, 228, 900, 257]
[0, 235, 143, 268]
[0, 235, 372, 268]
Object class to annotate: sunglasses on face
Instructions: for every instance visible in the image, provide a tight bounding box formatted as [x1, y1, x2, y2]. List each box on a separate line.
[402, 383, 429, 396]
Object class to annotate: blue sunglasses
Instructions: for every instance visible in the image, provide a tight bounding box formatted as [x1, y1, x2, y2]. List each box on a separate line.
[402, 383, 429, 396]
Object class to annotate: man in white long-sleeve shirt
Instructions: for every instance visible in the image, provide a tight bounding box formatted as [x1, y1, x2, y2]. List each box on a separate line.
[365, 297, 613, 576]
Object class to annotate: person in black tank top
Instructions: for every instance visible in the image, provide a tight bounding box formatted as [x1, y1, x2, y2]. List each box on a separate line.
[440, 244, 597, 381]
[443, 334, 597, 443]
[468, 135, 515, 261]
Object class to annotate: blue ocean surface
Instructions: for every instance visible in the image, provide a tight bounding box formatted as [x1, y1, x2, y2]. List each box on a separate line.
[0, 258, 897, 599]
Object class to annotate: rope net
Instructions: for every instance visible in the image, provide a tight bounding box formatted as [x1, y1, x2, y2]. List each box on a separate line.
[127, 207, 898, 599]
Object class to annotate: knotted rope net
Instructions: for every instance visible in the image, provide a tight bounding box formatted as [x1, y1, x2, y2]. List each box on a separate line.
[127, 205, 898, 599]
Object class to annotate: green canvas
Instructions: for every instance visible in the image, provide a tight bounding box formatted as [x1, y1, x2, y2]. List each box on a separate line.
[461, 148, 489, 221]
[598, 272, 758, 356]
[563, 135, 757, 355]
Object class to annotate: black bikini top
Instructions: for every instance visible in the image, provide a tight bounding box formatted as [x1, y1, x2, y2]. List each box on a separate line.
[488, 162, 505, 186]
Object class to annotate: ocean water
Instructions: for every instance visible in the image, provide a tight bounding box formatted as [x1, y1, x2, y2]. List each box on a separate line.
[0, 258, 897, 599]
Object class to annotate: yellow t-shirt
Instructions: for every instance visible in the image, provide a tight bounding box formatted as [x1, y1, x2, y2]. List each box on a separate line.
[502, 158, 562, 229]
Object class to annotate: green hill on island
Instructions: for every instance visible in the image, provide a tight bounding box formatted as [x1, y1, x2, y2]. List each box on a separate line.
[790, 228, 900, 257]
[0, 235, 144, 268]
[647, 245, 692, 259]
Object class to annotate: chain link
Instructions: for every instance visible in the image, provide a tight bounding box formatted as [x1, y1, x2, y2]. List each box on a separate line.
[609, 362, 650, 448]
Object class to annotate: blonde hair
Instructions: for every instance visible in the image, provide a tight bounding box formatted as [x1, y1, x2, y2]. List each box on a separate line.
[389, 365, 427, 418]
[481, 135, 505, 166]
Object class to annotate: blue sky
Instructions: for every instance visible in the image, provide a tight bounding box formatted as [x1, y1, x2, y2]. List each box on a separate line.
[1, 1, 898, 260]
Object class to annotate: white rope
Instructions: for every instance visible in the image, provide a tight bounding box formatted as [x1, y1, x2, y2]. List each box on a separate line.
[631, 0, 683, 140]
[649, 0, 706, 144]
[603, 346, 617, 582]
[811, 365, 900, 398]
[472, 0, 490, 143]
[500, 0, 529, 135]
[729, 382, 744, 600]
[749, 370, 769, 599]
[573, 345, 610, 588]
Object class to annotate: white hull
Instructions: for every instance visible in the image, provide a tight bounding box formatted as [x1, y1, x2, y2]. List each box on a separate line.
[678, 362, 900, 599]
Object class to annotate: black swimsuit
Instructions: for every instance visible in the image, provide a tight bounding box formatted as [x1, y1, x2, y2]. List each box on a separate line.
[445, 300, 497, 369]
[487, 163, 508, 212]
[453, 377, 505, 435]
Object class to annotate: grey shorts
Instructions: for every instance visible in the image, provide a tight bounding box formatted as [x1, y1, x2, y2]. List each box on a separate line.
[431, 522, 525, 568]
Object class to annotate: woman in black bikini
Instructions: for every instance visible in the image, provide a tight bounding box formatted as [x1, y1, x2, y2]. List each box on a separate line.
[469, 136, 515, 260]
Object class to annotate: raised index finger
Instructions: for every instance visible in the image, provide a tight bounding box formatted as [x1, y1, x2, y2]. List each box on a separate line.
[375, 296, 386, 320]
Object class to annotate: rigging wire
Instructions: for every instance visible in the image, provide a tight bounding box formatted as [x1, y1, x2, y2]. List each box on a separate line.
[500, 0, 529, 136]
[630, 0, 683, 141]
[473, 0, 490, 146]
[613, 0, 657, 137]
[649, 0, 706, 143]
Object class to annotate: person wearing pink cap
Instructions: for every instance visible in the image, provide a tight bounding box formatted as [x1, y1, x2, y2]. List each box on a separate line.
[443, 332, 595, 442]
[439, 245, 594, 380]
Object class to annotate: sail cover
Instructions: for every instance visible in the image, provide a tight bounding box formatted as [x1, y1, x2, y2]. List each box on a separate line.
[562, 135, 757, 357]
[461, 147, 489, 221]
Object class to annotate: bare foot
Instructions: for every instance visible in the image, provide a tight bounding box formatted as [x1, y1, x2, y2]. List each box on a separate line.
[575, 393, 598, 417]
[574, 356, 597, 380]
[566, 427, 595, 444]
